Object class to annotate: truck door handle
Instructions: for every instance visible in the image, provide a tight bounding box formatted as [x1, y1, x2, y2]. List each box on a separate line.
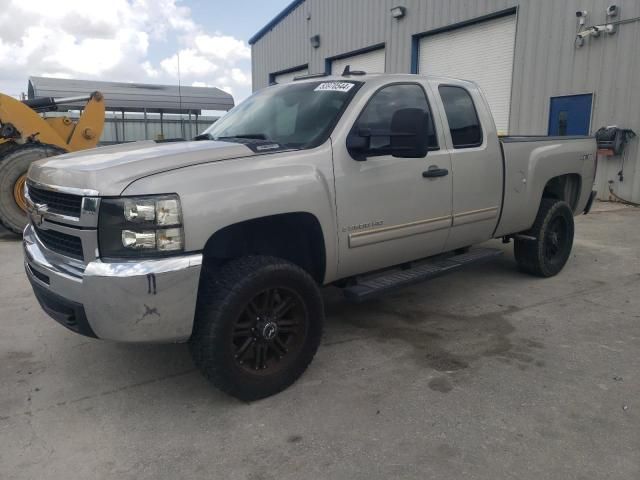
[422, 166, 449, 178]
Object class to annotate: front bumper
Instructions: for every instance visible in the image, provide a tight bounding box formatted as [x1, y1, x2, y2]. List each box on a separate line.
[23, 224, 203, 343]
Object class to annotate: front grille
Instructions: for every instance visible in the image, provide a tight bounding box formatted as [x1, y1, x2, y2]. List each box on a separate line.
[27, 185, 83, 217]
[34, 226, 83, 260]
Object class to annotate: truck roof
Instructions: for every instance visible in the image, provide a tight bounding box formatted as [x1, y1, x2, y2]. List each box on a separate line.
[286, 72, 478, 89]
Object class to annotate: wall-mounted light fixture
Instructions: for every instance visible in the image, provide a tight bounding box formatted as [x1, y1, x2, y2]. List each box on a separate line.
[310, 34, 320, 48]
[390, 6, 406, 19]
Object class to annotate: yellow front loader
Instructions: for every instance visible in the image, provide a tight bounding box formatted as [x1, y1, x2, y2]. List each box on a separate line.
[0, 91, 105, 233]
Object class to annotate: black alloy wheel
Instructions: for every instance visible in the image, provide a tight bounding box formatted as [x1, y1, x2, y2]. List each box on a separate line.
[514, 198, 575, 277]
[190, 255, 324, 401]
[232, 287, 308, 374]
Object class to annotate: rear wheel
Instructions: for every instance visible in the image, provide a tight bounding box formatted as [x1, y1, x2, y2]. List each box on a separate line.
[0, 143, 66, 234]
[514, 198, 574, 277]
[190, 256, 324, 401]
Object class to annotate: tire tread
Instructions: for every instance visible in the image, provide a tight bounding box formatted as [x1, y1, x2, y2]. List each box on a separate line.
[190, 255, 323, 401]
[514, 198, 574, 277]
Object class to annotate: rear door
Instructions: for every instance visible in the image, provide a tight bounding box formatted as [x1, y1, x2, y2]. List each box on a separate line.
[430, 81, 503, 250]
[332, 81, 453, 278]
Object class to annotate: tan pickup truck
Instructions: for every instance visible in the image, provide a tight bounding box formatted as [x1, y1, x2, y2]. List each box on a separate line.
[23, 73, 597, 400]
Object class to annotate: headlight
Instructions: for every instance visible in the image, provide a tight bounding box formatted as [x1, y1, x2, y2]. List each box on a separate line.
[98, 194, 184, 258]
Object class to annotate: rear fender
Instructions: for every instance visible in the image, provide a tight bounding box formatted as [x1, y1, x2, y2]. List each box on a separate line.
[495, 138, 595, 237]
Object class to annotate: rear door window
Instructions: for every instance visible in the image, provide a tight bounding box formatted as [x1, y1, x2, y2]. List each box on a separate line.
[438, 85, 483, 148]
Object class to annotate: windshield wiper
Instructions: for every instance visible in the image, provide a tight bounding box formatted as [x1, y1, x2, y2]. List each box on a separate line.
[193, 133, 213, 141]
[217, 133, 268, 140]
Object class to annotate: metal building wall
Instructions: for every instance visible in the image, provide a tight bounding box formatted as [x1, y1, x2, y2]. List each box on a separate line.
[251, 0, 640, 202]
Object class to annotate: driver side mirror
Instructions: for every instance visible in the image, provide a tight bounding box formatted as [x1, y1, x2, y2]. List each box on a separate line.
[389, 108, 430, 158]
[346, 128, 371, 161]
[346, 108, 430, 161]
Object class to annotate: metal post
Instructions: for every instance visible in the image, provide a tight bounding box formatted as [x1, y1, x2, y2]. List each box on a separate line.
[195, 113, 199, 135]
[113, 111, 119, 143]
[160, 111, 164, 139]
[144, 108, 148, 140]
[121, 110, 126, 142]
[188, 110, 192, 139]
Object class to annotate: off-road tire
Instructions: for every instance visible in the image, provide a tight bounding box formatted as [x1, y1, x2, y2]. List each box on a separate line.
[0, 143, 66, 234]
[514, 198, 574, 277]
[190, 255, 324, 401]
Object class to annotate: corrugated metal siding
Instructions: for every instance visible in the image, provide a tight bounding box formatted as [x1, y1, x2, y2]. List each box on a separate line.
[252, 0, 640, 202]
[29, 77, 234, 113]
[418, 14, 516, 134]
[274, 68, 309, 84]
[330, 48, 386, 74]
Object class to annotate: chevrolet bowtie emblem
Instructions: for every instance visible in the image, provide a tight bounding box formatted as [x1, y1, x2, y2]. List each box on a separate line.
[29, 203, 48, 226]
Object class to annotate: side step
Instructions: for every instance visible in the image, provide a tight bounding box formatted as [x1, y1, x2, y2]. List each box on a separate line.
[343, 248, 503, 303]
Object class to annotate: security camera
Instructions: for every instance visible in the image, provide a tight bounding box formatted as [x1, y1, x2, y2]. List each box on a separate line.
[606, 5, 618, 17]
[576, 10, 588, 25]
[590, 25, 603, 37]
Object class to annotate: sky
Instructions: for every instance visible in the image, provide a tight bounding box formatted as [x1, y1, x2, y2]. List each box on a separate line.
[0, 0, 292, 103]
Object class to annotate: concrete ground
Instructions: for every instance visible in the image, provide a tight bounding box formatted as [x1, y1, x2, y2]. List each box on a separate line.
[1, 202, 639, 480]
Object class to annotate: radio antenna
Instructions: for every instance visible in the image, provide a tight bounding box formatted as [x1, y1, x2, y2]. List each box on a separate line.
[177, 51, 185, 138]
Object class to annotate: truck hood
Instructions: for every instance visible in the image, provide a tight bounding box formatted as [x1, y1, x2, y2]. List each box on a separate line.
[28, 140, 255, 196]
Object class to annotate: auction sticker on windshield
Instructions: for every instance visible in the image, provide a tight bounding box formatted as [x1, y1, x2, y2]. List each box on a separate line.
[314, 82, 355, 93]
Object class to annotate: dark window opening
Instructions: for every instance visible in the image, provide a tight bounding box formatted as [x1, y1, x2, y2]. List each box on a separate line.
[438, 85, 483, 148]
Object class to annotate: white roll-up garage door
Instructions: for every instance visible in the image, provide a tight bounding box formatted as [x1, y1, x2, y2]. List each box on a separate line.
[273, 67, 308, 84]
[418, 14, 516, 135]
[330, 48, 386, 75]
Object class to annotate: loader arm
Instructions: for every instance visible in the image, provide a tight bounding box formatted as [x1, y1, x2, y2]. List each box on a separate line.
[0, 93, 67, 149]
[66, 92, 105, 151]
[0, 91, 105, 152]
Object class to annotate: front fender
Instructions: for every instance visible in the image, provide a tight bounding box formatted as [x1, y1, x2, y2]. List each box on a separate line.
[121, 142, 339, 282]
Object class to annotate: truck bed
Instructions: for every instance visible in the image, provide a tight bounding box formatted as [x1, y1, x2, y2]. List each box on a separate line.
[500, 135, 593, 143]
[494, 135, 596, 238]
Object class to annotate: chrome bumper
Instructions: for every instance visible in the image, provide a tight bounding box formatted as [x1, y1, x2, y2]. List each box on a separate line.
[23, 224, 203, 343]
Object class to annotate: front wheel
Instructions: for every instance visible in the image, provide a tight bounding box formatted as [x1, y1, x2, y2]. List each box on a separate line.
[190, 256, 324, 401]
[514, 198, 575, 277]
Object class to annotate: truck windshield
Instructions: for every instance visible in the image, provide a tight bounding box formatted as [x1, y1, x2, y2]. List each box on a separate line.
[203, 80, 361, 149]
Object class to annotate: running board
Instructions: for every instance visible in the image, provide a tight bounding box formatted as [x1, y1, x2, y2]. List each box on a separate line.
[343, 248, 503, 303]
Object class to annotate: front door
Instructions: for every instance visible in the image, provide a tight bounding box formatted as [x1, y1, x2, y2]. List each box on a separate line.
[332, 82, 453, 278]
[548, 94, 593, 136]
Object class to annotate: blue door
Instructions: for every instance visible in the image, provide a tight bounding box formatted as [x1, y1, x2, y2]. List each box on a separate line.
[548, 94, 593, 136]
